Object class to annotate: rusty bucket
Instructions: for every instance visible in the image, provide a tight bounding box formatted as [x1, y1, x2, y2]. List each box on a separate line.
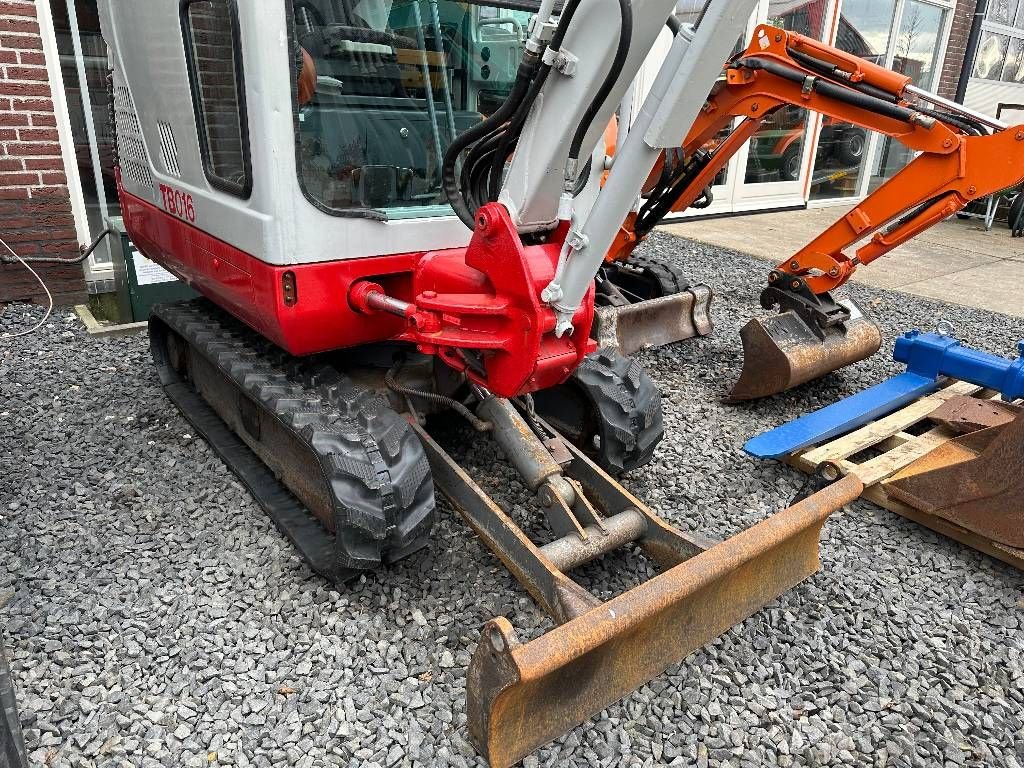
[726, 298, 882, 402]
[592, 285, 714, 356]
[884, 411, 1024, 548]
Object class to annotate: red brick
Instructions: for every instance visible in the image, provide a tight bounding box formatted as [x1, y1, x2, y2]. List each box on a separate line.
[39, 171, 66, 185]
[22, 157, 60, 171]
[0, 111, 27, 126]
[17, 50, 43, 65]
[0, 34, 40, 50]
[18, 127, 57, 141]
[5, 65, 47, 81]
[0, 81, 49, 98]
[0, 186, 28, 199]
[0, 157, 22, 171]
[0, 127, 16, 140]
[5, 141, 60, 156]
[0, 3, 37, 18]
[10, 98, 53, 113]
[29, 113, 55, 127]
[0, 18, 38, 34]
[0, 170, 37, 185]
[0, 49, 16, 64]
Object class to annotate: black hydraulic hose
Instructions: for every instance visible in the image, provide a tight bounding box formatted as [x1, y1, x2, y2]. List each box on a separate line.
[915, 104, 984, 136]
[385, 362, 492, 432]
[446, 0, 585, 222]
[442, 57, 537, 227]
[787, 48, 900, 104]
[567, 0, 632, 167]
[740, 56, 920, 125]
[785, 48, 987, 135]
[484, 0, 585, 201]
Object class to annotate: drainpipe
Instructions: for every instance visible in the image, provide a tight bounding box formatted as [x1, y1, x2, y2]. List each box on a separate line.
[955, 0, 988, 104]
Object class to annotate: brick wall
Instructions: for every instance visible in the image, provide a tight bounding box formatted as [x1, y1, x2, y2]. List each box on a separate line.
[937, 0, 980, 100]
[0, 0, 86, 306]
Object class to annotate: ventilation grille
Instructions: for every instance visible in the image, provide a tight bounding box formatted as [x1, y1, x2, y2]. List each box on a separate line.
[113, 85, 155, 190]
[156, 120, 181, 178]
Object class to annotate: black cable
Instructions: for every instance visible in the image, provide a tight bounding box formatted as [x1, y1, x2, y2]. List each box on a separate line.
[441, 58, 537, 227]
[692, 0, 712, 30]
[385, 361, 491, 432]
[567, 0, 632, 166]
[0, 227, 114, 265]
[665, 13, 681, 36]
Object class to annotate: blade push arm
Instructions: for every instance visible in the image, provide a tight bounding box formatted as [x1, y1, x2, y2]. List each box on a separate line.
[614, 25, 1024, 297]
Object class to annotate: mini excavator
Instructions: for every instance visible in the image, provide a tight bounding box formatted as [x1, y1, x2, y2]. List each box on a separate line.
[93, 0, 1023, 764]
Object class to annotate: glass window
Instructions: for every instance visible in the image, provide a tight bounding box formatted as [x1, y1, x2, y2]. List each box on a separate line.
[809, 0, 898, 201]
[871, 0, 947, 187]
[974, 30, 1009, 79]
[987, 0, 1017, 26]
[182, 0, 251, 197]
[1002, 37, 1024, 81]
[294, 0, 533, 217]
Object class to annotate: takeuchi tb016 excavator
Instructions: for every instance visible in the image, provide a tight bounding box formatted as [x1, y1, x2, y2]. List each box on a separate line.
[94, 0, 1023, 764]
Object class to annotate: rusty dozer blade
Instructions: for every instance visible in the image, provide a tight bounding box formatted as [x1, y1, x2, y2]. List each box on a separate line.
[592, 285, 713, 356]
[727, 297, 882, 403]
[884, 410, 1024, 548]
[412, 399, 863, 768]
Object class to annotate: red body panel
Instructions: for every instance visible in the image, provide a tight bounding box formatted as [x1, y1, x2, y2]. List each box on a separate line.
[120, 186, 417, 355]
[119, 181, 595, 398]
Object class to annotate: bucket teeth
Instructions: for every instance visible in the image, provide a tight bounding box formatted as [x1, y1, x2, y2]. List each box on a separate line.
[726, 299, 882, 403]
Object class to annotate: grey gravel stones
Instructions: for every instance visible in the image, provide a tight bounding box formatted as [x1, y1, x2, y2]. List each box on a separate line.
[2, 231, 1023, 767]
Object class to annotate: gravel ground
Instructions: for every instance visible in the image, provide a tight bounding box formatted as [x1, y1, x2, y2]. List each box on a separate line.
[1, 233, 1022, 768]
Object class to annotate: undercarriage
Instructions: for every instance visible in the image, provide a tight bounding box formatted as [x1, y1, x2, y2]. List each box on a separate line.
[149, 298, 861, 767]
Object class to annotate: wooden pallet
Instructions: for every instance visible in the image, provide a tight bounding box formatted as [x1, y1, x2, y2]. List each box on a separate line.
[787, 379, 1024, 570]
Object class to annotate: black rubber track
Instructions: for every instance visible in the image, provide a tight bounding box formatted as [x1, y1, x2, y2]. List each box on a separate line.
[0, 645, 27, 768]
[603, 255, 691, 302]
[150, 300, 434, 583]
[534, 349, 664, 476]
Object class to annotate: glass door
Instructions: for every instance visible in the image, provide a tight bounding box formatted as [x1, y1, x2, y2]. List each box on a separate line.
[52, 0, 120, 273]
[868, 0, 950, 188]
[732, 0, 833, 210]
[809, 0, 899, 201]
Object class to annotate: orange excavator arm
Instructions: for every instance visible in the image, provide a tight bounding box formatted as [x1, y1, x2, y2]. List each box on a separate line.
[610, 25, 1024, 298]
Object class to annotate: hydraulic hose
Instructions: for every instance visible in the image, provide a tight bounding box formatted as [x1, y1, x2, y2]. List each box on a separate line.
[739, 56, 921, 125]
[566, 0, 632, 173]
[442, 56, 539, 227]
[445, 0, 585, 224]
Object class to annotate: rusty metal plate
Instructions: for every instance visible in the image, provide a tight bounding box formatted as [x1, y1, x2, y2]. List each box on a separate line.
[928, 395, 1020, 434]
[466, 474, 864, 768]
[592, 285, 713, 356]
[885, 414, 1024, 548]
[726, 305, 882, 403]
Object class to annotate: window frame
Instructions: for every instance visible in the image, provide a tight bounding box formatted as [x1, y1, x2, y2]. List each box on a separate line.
[180, 0, 253, 199]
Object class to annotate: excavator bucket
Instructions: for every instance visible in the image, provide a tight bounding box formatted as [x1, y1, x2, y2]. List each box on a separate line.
[592, 286, 714, 356]
[884, 411, 1024, 548]
[414, 414, 863, 768]
[726, 299, 882, 402]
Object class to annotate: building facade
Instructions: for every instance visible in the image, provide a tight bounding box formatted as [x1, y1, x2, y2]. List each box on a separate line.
[0, 0, 998, 308]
